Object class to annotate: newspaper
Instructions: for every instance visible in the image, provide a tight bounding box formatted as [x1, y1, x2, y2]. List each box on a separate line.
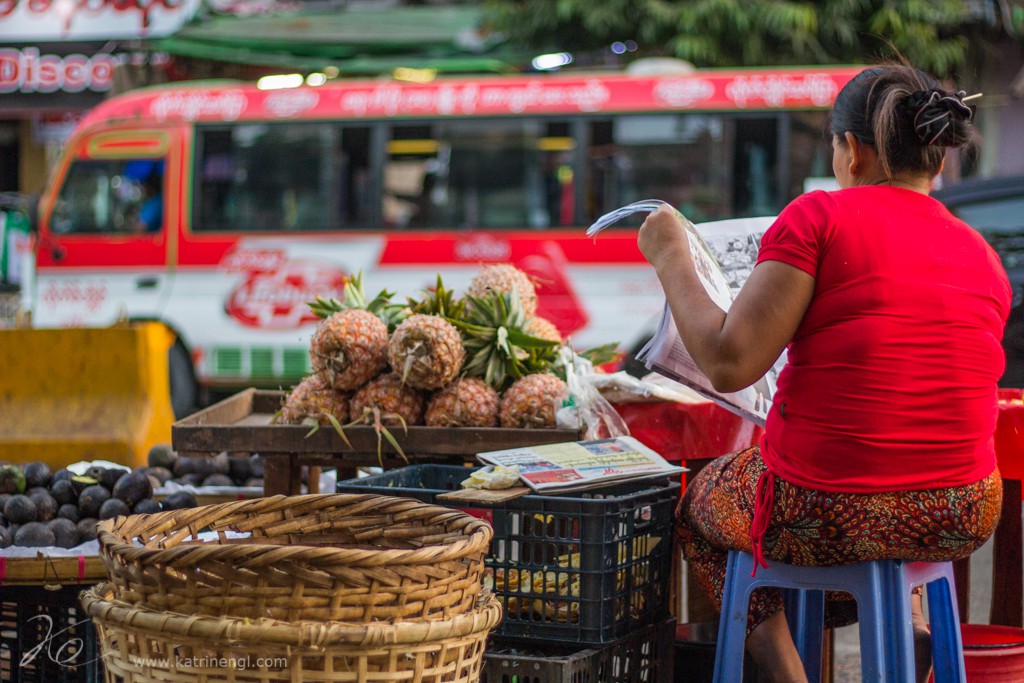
[587, 200, 780, 425]
[476, 435, 686, 494]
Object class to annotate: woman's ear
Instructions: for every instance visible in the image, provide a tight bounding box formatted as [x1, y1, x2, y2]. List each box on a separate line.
[843, 132, 863, 175]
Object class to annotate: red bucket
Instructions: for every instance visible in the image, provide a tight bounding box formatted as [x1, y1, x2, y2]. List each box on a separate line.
[961, 624, 1024, 682]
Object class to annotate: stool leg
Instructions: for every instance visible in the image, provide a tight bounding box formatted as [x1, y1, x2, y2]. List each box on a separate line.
[783, 588, 825, 683]
[713, 551, 755, 683]
[925, 574, 966, 683]
[854, 561, 916, 682]
[887, 561, 920, 682]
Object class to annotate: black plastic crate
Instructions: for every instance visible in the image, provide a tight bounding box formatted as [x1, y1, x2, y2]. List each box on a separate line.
[0, 584, 102, 683]
[481, 618, 675, 683]
[339, 464, 680, 644]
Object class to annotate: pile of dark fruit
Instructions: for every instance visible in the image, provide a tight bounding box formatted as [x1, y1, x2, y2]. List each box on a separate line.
[0, 456, 200, 550]
[144, 444, 264, 490]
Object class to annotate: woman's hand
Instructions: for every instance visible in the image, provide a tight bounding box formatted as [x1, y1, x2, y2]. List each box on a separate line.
[637, 205, 693, 273]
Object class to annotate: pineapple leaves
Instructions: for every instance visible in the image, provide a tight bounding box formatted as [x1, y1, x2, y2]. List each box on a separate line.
[454, 289, 561, 391]
[306, 270, 407, 331]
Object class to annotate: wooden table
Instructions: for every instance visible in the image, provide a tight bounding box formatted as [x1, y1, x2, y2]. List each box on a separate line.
[172, 388, 581, 497]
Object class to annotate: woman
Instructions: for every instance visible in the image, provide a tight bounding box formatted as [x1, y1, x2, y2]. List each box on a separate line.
[639, 64, 1009, 683]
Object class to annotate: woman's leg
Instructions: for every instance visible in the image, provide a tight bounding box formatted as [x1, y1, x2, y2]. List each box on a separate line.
[677, 447, 807, 679]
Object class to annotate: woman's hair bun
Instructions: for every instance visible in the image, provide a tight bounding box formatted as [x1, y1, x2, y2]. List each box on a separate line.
[905, 89, 974, 147]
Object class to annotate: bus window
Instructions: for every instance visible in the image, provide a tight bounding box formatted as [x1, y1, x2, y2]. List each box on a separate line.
[52, 159, 164, 235]
[384, 119, 572, 230]
[194, 123, 372, 232]
[585, 114, 730, 223]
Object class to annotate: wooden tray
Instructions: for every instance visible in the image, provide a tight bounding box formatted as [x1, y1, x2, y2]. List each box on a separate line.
[172, 388, 582, 496]
[0, 553, 106, 586]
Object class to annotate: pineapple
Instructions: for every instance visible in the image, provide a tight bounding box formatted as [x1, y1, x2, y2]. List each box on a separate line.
[309, 309, 389, 391]
[467, 264, 538, 317]
[455, 289, 561, 392]
[349, 372, 425, 463]
[349, 372, 425, 426]
[425, 378, 499, 427]
[275, 374, 351, 443]
[388, 314, 465, 390]
[499, 373, 568, 428]
[526, 316, 562, 344]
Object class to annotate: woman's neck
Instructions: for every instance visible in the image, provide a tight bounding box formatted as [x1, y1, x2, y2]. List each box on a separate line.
[855, 174, 933, 195]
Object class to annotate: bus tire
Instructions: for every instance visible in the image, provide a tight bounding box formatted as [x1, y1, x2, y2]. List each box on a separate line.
[168, 340, 198, 419]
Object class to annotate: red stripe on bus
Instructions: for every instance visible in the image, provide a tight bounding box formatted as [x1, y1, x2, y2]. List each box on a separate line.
[378, 233, 643, 265]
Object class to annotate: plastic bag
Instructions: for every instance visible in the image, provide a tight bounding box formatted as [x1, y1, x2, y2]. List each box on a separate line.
[555, 346, 630, 440]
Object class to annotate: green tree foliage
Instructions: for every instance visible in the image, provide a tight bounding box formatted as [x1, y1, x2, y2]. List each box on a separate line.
[482, 0, 970, 76]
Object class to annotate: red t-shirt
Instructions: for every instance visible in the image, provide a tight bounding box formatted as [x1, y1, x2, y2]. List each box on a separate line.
[757, 186, 1011, 492]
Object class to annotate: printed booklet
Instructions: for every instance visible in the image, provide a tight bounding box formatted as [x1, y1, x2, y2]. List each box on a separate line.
[587, 200, 781, 426]
[476, 435, 686, 494]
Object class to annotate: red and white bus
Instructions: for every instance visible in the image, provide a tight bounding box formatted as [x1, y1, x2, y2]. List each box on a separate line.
[29, 65, 859, 415]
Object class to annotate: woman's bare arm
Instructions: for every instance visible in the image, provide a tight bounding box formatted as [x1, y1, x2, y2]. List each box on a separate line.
[638, 205, 814, 393]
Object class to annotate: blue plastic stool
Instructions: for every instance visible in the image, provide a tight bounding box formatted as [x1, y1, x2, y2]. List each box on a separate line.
[712, 550, 966, 683]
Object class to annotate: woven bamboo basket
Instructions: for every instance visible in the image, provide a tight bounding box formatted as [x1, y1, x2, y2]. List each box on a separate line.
[98, 493, 492, 622]
[82, 584, 502, 683]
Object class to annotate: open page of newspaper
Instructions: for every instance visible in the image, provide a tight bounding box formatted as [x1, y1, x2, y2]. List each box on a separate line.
[587, 200, 780, 425]
[476, 435, 686, 494]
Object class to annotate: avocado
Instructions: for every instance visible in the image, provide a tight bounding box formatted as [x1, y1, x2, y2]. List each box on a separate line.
[146, 467, 173, 484]
[70, 475, 99, 494]
[27, 490, 58, 522]
[228, 455, 253, 484]
[4, 494, 38, 524]
[98, 498, 130, 520]
[174, 453, 229, 479]
[132, 498, 161, 514]
[15, 521, 55, 548]
[0, 465, 26, 494]
[88, 467, 127, 491]
[57, 503, 81, 523]
[0, 526, 11, 548]
[172, 456, 199, 478]
[51, 468, 73, 484]
[147, 443, 177, 470]
[112, 470, 153, 506]
[249, 455, 265, 478]
[47, 518, 80, 549]
[161, 491, 198, 511]
[76, 518, 98, 543]
[22, 461, 51, 489]
[177, 473, 205, 487]
[201, 474, 234, 487]
[78, 485, 111, 518]
[49, 479, 77, 506]
[0, 493, 11, 510]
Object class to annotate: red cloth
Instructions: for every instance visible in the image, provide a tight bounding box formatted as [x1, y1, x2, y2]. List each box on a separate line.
[995, 389, 1024, 484]
[756, 187, 1011, 493]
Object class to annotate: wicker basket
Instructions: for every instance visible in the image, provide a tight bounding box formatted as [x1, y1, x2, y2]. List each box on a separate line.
[82, 584, 502, 683]
[98, 493, 492, 622]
